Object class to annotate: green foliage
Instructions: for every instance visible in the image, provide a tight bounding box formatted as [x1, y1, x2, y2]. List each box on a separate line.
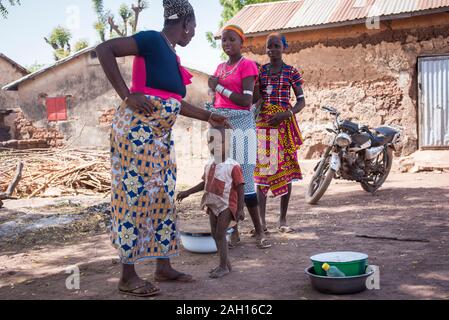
[74, 39, 90, 52]
[92, 0, 149, 42]
[118, 4, 132, 35]
[54, 48, 71, 61]
[47, 26, 72, 50]
[27, 61, 47, 73]
[0, 0, 20, 18]
[44, 27, 89, 61]
[94, 21, 107, 42]
[206, 0, 283, 59]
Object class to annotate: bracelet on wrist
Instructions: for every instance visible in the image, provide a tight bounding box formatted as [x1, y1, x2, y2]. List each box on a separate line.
[223, 89, 233, 98]
[216, 84, 225, 94]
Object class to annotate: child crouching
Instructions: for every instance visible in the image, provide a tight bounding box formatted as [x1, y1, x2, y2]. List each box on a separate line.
[177, 126, 245, 278]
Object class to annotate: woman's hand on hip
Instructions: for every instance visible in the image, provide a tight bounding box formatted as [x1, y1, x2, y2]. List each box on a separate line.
[209, 113, 233, 129]
[125, 93, 154, 116]
[267, 112, 290, 127]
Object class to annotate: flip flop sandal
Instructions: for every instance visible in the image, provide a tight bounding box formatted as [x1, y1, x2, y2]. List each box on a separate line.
[256, 238, 272, 249]
[278, 226, 296, 234]
[209, 269, 230, 279]
[228, 238, 241, 249]
[250, 228, 269, 238]
[154, 273, 195, 283]
[209, 267, 219, 274]
[119, 282, 161, 298]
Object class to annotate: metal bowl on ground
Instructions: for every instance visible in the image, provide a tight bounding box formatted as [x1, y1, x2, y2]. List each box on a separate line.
[180, 228, 234, 254]
[305, 266, 374, 295]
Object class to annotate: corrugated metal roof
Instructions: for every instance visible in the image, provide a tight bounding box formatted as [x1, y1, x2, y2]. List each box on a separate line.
[219, 0, 449, 37]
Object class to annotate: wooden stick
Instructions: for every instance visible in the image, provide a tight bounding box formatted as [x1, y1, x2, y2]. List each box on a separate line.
[0, 161, 23, 200]
[356, 234, 430, 243]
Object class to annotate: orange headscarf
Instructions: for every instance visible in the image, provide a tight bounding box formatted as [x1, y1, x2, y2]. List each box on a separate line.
[223, 25, 246, 43]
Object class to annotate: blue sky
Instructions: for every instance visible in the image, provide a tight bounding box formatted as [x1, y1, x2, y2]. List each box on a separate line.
[0, 0, 224, 74]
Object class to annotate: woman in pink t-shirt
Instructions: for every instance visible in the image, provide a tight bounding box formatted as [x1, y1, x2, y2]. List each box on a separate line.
[207, 25, 271, 250]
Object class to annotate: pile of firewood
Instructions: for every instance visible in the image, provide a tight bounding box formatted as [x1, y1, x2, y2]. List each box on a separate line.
[0, 148, 111, 199]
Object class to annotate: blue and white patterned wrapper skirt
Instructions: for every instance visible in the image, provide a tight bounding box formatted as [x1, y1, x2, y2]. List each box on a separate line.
[206, 103, 257, 196]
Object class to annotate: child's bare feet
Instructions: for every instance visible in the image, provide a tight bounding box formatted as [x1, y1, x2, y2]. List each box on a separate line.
[209, 266, 230, 279]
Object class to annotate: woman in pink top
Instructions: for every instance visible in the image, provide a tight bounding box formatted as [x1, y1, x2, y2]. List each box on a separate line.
[207, 25, 271, 250]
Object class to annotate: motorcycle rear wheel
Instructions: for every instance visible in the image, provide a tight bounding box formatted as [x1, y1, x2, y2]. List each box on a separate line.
[306, 153, 335, 205]
[361, 147, 393, 193]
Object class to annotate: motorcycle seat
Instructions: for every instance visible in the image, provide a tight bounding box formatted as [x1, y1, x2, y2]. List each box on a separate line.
[371, 126, 397, 147]
[341, 120, 360, 133]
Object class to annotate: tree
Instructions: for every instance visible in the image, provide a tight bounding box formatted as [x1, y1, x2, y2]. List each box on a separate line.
[44, 27, 90, 61]
[44, 26, 72, 61]
[206, 0, 283, 57]
[92, 0, 107, 42]
[27, 62, 47, 73]
[0, 0, 20, 18]
[74, 39, 90, 52]
[92, 0, 149, 42]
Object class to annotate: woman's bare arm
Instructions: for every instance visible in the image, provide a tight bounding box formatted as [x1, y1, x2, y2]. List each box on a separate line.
[96, 37, 137, 100]
[96, 37, 153, 114]
[292, 85, 306, 114]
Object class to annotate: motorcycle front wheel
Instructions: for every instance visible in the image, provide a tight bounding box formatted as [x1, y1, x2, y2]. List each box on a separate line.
[360, 147, 393, 193]
[306, 150, 335, 205]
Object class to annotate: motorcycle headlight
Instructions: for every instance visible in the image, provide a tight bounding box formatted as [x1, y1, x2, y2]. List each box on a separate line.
[336, 133, 352, 147]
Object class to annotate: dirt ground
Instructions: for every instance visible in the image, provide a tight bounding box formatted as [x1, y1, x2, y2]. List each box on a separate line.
[0, 162, 448, 300]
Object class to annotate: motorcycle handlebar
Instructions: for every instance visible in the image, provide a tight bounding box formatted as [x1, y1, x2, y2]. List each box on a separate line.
[322, 106, 340, 116]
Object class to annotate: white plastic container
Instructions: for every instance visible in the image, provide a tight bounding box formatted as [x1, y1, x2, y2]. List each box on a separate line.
[180, 229, 234, 254]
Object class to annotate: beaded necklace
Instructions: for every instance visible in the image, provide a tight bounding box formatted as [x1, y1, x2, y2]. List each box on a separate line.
[218, 56, 244, 80]
[266, 63, 285, 96]
[161, 31, 177, 54]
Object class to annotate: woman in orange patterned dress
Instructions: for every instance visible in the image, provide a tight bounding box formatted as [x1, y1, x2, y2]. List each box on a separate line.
[96, 0, 230, 297]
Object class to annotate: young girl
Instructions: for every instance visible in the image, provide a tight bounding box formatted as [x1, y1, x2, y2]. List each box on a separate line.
[207, 25, 271, 249]
[254, 33, 306, 234]
[177, 126, 245, 278]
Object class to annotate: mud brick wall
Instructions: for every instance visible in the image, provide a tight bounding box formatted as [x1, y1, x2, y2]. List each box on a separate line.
[0, 56, 27, 112]
[243, 12, 449, 159]
[14, 112, 63, 148]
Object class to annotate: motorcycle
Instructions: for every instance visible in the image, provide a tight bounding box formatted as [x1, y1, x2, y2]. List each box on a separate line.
[305, 106, 402, 205]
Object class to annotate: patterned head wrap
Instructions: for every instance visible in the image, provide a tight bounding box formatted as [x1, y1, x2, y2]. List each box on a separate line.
[268, 32, 289, 49]
[163, 0, 194, 20]
[223, 25, 246, 43]
[281, 35, 289, 49]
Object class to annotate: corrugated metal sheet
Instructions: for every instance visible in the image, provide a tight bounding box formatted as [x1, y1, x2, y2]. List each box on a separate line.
[221, 0, 449, 36]
[419, 56, 449, 147]
[247, 1, 304, 33]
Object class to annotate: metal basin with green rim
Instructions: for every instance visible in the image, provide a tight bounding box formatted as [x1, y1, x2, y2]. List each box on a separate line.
[311, 252, 369, 276]
[305, 266, 374, 295]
